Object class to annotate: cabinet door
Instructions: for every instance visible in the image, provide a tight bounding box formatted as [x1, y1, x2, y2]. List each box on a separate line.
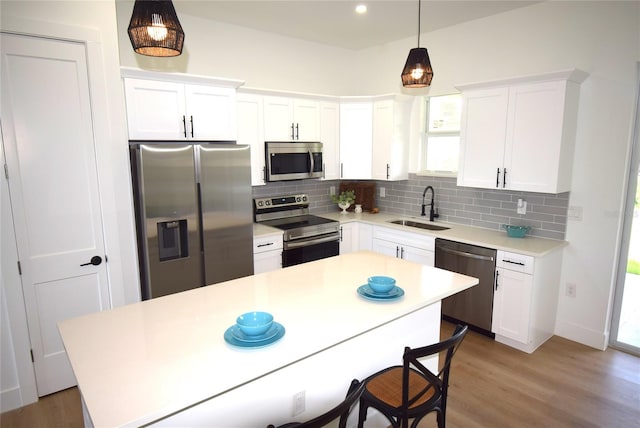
[263, 96, 293, 140]
[358, 223, 373, 251]
[124, 78, 186, 140]
[293, 99, 320, 141]
[372, 99, 394, 180]
[253, 250, 282, 274]
[402, 245, 434, 266]
[504, 81, 566, 193]
[457, 87, 509, 189]
[237, 93, 266, 185]
[340, 102, 372, 179]
[339, 223, 355, 254]
[492, 267, 532, 343]
[185, 85, 236, 140]
[320, 102, 340, 180]
[372, 238, 400, 258]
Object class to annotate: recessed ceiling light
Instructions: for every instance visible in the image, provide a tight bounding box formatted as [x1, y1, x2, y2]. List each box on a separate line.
[355, 4, 367, 14]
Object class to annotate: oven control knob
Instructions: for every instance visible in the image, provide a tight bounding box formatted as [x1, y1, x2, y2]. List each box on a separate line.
[302, 196, 307, 201]
[265, 201, 271, 206]
[296, 197, 301, 202]
[258, 201, 263, 207]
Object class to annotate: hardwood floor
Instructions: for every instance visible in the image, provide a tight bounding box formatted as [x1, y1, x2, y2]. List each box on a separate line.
[2, 322, 638, 427]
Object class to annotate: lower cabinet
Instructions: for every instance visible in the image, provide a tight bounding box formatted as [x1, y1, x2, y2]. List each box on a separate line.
[253, 233, 283, 274]
[492, 249, 562, 353]
[371, 226, 435, 266]
[339, 223, 356, 254]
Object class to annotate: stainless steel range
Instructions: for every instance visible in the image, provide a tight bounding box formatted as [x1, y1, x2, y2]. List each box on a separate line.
[254, 194, 340, 267]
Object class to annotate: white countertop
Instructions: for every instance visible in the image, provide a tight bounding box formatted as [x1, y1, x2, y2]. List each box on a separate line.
[263, 211, 566, 257]
[58, 251, 478, 427]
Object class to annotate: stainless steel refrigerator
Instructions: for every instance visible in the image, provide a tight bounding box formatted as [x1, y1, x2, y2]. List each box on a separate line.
[130, 141, 254, 299]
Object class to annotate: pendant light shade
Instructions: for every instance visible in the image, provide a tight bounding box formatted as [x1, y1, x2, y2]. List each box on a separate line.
[401, 0, 433, 87]
[128, 0, 185, 57]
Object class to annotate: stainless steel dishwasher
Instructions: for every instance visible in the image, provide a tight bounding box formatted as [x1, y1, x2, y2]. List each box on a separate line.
[435, 238, 497, 337]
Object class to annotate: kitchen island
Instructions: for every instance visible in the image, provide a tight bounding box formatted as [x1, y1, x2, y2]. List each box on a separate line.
[58, 251, 478, 427]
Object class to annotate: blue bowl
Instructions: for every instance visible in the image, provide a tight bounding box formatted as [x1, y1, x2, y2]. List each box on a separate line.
[236, 311, 274, 336]
[367, 276, 396, 293]
[502, 224, 531, 238]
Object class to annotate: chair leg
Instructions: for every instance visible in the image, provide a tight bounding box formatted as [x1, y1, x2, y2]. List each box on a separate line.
[357, 400, 368, 428]
[436, 409, 444, 428]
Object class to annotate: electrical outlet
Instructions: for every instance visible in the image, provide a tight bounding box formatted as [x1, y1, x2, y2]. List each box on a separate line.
[566, 282, 576, 298]
[380, 187, 386, 198]
[330, 186, 336, 196]
[292, 390, 305, 416]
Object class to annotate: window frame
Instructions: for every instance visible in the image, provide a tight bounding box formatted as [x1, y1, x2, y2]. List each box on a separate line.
[416, 93, 462, 177]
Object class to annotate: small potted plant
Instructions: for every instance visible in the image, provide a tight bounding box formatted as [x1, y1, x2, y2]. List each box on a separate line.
[332, 190, 356, 214]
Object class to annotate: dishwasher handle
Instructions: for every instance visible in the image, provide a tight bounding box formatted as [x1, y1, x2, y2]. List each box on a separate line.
[437, 245, 495, 262]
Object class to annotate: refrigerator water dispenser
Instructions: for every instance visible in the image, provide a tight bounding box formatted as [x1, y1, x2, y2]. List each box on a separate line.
[157, 220, 188, 261]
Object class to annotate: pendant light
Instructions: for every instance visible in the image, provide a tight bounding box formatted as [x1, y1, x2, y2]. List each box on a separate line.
[128, 0, 185, 57]
[401, 0, 433, 87]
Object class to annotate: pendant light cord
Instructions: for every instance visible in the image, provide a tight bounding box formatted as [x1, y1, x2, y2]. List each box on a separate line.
[417, 0, 421, 47]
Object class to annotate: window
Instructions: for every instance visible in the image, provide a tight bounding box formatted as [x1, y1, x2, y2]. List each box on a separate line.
[421, 94, 462, 175]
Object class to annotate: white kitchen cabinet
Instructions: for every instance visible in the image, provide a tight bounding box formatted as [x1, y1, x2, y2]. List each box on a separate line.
[263, 96, 320, 141]
[124, 78, 237, 141]
[372, 97, 412, 181]
[456, 69, 588, 193]
[237, 92, 266, 186]
[371, 226, 434, 266]
[253, 233, 283, 274]
[339, 101, 372, 179]
[358, 223, 373, 251]
[492, 249, 562, 353]
[320, 101, 340, 180]
[339, 222, 356, 254]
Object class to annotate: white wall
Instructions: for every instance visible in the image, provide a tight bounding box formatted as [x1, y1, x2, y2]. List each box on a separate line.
[115, 1, 357, 95]
[0, 0, 139, 410]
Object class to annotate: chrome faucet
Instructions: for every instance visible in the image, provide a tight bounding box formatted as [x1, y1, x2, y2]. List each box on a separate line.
[421, 186, 439, 222]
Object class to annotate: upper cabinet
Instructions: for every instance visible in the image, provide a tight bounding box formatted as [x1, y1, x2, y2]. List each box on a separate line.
[340, 101, 373, 179]
[456, 69, 588, 193]
[124, 78, 238, 141]
[263, 96, 320, 141]
[320, 101, 341, 180]
[236, 92, 266, 186]
[339, 95, 411, 181]
[372, 97, 412, 181]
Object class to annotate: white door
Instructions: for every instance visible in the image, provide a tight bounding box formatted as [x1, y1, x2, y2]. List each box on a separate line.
[1, 33, 110, 396]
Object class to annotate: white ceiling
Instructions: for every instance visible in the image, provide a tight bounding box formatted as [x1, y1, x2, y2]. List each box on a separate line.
[171, 1, 541, 51]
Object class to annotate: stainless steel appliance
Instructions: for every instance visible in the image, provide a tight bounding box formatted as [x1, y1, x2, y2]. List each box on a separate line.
[435, 238, 497, 337]
[265, 141, 323, 181]
[130, 141, 254, 299]
[254, 194, 339, 267]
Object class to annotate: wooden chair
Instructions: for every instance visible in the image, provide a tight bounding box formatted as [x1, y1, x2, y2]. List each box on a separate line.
[268, 378, 364, 428]
[357, 324, 468, 428]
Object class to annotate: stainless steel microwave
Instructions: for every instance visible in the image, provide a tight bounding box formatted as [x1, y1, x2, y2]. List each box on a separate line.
[265, 141, 324, 182]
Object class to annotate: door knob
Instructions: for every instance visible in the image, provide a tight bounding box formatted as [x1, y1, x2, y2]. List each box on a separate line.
[80, 256, 102, 266]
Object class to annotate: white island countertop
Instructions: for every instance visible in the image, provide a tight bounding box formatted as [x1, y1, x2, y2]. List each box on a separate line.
[59, 251, 478, 427]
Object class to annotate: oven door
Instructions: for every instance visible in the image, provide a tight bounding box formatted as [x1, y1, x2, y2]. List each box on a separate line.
[265, 142, 323, 181]
[282, 232, 339, 267]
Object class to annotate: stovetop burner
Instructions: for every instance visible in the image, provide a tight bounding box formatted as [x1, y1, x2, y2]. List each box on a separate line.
[254, 194, 339, 241]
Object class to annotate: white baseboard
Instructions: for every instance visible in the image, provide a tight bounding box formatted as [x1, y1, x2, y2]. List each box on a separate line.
[555, 319, 609, 350]
[1, 386, 24, 413]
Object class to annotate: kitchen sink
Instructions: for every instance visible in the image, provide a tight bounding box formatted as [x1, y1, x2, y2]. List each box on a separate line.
[389, 219, 450, 231]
